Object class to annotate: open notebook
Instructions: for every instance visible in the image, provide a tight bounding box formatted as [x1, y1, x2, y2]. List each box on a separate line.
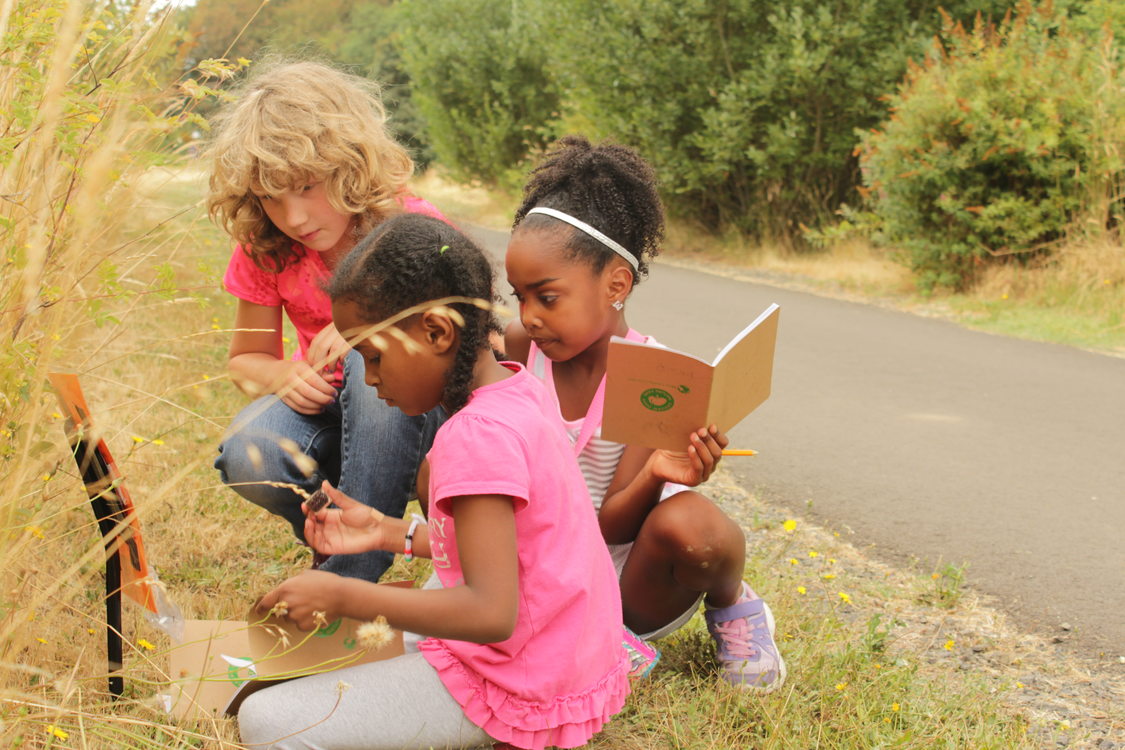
[602, 303, 779, 451]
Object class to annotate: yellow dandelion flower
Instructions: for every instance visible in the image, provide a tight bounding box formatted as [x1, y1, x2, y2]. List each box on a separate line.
[132, 435, 144, 443]
[46, 725, 69, 740]
[892, 702, 900, 711]
[282, 336, 292, 344]
[822, 572, 837, 580]
[828, 558, 837, 564]
[87, 628, 96, 634]
[152, 439, 165, 446]
[835, 682, 847, 691]
[883, 717, 892, 723]
[356, 616, 394, 651]
[833, 531, 840, 537]
[796, 586, 807, 595]
[1059, 720, 1070, 730]
[202, 374, 210, 380]
[211, 323, 220, 330]
[50, 333, 60, 341]
[137, 638, 156, 650]
[782, 519, 797, 532]
[808, 550, 819, 558]
[873, 663, 882, 669]
[932, 572, 940, 579]
[36, 637, 47, 644]
[943, 639, 954, 651]
[42, 473, 51, 482]
[1015, 681, 1024, 689]
[51, 411, 63, 419]
[788, 557, 799, 565]
[1001, 293, 1009, 300]
[84, 113, 100, 124]
[26, 525, 45, 539]
[838, 591, 852, 604]
[211, 317, 219, 323]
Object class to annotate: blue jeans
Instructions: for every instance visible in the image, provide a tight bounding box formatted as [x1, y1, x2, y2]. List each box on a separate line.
[215, 350, 445, 582]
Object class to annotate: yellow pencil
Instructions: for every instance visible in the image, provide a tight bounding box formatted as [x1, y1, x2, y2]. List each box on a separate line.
[721, 449, 758, 456]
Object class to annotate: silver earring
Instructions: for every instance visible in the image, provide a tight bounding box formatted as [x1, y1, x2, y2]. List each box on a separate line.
[612, 300, 624, 311]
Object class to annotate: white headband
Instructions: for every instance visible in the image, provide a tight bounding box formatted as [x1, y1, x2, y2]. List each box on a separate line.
[526, 207, 639, 271]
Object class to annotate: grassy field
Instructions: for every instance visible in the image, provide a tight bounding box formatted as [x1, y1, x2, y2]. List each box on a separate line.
[3, 165, 1122, 749]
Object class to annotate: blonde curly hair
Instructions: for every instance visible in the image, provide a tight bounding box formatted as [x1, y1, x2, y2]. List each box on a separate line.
[207, 60, 415, 270]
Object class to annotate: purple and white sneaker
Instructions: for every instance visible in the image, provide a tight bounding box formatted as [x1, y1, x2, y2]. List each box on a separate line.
[704, 583, 786, 692]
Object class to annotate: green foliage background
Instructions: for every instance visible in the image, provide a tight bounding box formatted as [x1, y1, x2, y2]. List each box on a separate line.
[396, 0, 562, 185]
[174, 0, 1123, 288]
[534, 0, 1011, 240]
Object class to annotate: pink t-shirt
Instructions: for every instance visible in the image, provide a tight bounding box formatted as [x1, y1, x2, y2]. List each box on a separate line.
[418, 364, 630, 750]
[221, 196, 446, 361]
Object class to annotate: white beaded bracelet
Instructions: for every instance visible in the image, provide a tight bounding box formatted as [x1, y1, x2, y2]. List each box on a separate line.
[403, 513, 425, 562]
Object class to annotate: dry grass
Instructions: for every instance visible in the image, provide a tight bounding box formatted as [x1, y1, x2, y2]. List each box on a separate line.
[412, 168, 521, 233]
[2, 4, 1118, 747]
[663, 225, 917, 300]
[960, 238, 1125, 355]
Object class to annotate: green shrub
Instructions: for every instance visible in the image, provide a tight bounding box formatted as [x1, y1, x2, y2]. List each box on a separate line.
[860, 1, 1125, 291]
[395, 0, 562, 186]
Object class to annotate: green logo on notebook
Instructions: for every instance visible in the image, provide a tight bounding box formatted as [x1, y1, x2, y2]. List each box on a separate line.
[314, 618, 342, 637]
[640, 388, 674, 412]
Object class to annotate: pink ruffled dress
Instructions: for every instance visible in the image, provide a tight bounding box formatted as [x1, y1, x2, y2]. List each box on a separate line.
[419, 364, 631, 749]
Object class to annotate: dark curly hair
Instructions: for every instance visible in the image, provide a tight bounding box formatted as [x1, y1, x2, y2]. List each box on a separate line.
[513, 135, 664, 285]
[326, 213, 499, 413]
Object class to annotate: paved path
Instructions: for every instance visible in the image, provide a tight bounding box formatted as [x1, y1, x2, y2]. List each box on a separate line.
[465, 224, 1125, 663]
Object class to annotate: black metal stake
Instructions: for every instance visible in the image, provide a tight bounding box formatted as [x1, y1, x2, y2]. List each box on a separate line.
[76, 436, 127, 699]
[104, 551, 123, 698]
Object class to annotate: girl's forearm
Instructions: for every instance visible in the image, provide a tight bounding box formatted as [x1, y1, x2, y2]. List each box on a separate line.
[333, 576, 514, 643]
[597, 462, 665, 545]
[228, 352, 288, 397]
[372, 513, 432, 560]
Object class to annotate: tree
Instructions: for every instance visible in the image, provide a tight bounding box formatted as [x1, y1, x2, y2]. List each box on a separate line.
[396, 0, 562, 185]
[535, 0, 1011, 241]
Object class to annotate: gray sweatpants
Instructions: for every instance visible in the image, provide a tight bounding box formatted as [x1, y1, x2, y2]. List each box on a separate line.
[237, 651, 495, 750]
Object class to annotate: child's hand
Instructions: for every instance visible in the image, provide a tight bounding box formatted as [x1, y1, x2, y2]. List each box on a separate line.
[255, 570, 342, 631]
[304, 481, 389, 555]
[307, 324, 350, 388]
[274, 360, 337, 414]
[648, 425, 728, 486]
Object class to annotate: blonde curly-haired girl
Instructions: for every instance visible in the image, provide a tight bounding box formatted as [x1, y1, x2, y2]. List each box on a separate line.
[209, 60, 447, 583]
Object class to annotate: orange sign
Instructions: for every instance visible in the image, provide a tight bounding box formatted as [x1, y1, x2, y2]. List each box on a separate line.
[48, 372, 161, 616]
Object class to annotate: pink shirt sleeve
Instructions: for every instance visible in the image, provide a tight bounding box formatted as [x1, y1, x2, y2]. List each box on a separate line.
[223, 244, 283, 307]
[429, 415, 531, 518]
[401, 195, 449, 222]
